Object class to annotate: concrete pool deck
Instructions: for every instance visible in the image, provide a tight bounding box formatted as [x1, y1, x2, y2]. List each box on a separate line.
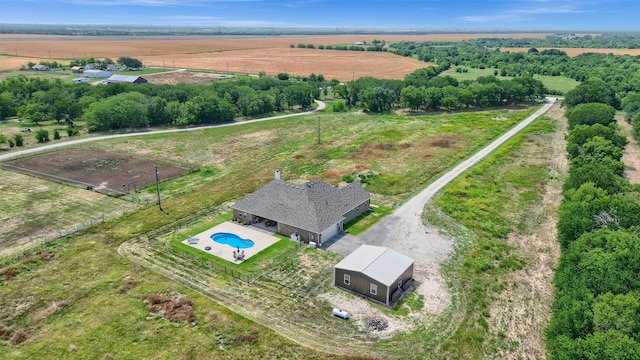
[182, 221, 281, 264]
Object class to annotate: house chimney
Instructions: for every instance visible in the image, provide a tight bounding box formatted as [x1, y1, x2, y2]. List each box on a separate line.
[275, 170, 281, 180]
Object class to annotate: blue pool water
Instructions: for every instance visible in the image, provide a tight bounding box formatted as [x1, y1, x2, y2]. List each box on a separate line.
[210, 232, 255, 249]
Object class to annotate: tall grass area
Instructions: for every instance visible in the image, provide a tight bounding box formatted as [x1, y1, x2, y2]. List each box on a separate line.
[432, 115, 557, 358]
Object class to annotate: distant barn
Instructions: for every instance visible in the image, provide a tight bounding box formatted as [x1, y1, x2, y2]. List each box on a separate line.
[334, 245, 414, 306]
[83, 69, 111, 78]
[31, 64, 49, 71]
[106, 75, 148, 84]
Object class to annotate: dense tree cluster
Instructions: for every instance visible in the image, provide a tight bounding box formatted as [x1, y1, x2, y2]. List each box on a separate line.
[548, 83, 640, 359]
[332, 67, 545, 113]
[0, 75, 321, 131]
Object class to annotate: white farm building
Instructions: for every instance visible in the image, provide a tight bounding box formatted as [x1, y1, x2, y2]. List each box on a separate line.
[83, 69, 111, 78]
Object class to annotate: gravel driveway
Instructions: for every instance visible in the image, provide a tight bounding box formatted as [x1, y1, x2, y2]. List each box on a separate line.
[326, 99, 556, 311]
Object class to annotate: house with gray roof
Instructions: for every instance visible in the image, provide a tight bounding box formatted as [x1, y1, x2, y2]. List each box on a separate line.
[231, 175, 369, 246]
[334, 245, 414, 306]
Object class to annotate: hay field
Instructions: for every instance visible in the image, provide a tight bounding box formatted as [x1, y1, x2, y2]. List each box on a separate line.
[0, 33, 549, 80]
[140, 48, 429, 80]
[500, 47, 640, 57]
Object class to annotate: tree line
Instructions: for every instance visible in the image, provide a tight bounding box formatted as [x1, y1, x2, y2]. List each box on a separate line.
[0, 62, 548, 133]
[0, 75, 320, 132]
[547, 84, 640, 358]
[389, 37, 640, 96]
[332, 64, 546, 113]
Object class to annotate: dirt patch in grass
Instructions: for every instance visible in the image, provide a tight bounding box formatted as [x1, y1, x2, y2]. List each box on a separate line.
[616, 115, 640, 184]
[428, 135, 461, 148]
[144, 294, 194, 323]
[144, 70, 232, 85]
[6, 148, 189, 193]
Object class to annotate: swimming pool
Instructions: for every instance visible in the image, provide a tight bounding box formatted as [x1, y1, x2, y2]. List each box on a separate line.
[210, 232, 255, 249]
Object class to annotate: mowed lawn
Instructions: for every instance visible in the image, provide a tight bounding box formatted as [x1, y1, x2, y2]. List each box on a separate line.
[0, 107, 538, 358]
[443, 66, 579, 94]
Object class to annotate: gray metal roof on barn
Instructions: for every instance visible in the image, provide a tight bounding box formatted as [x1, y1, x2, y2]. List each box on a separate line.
[106, 74, 147, 83]
[232, 179, 369, 233]
[334, 245, 414, 286]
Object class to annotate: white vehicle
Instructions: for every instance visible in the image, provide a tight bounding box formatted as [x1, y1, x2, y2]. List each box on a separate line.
[72, 77, 89, 84]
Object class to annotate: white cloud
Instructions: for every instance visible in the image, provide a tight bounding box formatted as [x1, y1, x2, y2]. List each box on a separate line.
[459, 0, 601, 23]
[51, 0, 259, 6]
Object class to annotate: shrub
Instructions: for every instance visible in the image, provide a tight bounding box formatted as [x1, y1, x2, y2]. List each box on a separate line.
[35, 129, 49, 143]
[67, 126, 80, 137]
[341, 174, 355, 183]
[8, 139, 14, 147]
[53, 129, 61, 140]
[13, 134, 24, 146]
[331, 100, 347, 112]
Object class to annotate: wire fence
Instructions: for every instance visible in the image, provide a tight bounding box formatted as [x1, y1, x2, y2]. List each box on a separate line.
[143, 207, 305, 284]
[1, 204, 137, 265]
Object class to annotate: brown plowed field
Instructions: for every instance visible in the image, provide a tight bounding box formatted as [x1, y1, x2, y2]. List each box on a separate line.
[140, 48, 430, 81]
[0, 33, 550, 81]
[6, 148, 189, 194]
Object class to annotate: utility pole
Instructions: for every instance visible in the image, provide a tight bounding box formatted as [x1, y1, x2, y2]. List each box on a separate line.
[155, 165, 163, 211]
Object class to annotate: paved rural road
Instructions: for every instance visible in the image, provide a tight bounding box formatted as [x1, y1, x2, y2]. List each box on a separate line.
[0, 100, 326, 162]
[328, 98, 557, 265]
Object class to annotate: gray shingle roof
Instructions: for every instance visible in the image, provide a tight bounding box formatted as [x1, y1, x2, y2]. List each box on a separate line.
[232, 179, 369, 233]
[334, 245, 414, 286]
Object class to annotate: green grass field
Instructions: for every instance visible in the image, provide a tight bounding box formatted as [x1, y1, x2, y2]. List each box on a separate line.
[443, 66, 580, 95]
[0, 169, 135, 255]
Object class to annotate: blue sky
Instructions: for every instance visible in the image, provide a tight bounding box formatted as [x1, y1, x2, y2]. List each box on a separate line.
[1, 0, 639, 30]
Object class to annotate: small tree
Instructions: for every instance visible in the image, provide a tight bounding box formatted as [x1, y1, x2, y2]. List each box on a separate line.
[0, 133, 7, 147]
[14, 133, 24, 147]
[53, 129, 61, 140]
[66, 126, 79, 137]
[35, 129, 50, 143]
[117, 56, 143, 69]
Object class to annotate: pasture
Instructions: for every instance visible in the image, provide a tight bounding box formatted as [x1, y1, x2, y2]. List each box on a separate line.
[0, 168, 134, 256]
[444, 66, 580, 94]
